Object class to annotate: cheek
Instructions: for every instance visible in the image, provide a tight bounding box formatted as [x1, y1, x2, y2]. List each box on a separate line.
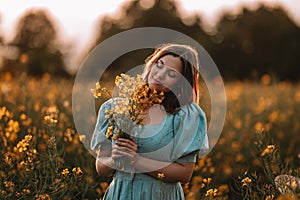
[166, 77, 180, 88]
[147, 68, 154, 77]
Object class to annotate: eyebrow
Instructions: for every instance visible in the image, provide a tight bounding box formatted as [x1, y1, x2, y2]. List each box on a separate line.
[158, 59, 180, 74]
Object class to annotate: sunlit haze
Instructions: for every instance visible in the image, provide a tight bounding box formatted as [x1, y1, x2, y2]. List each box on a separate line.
[0, 0, 299, 69]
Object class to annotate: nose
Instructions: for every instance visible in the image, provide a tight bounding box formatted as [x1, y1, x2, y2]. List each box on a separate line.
[155, 69, 166, 80]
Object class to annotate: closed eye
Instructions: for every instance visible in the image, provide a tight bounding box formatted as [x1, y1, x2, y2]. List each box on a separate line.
[168, 70, 179, 78]
[155, 59, 180, 78]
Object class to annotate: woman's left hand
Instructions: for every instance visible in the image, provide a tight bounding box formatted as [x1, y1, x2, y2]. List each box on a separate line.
[115, 138, 138, 163]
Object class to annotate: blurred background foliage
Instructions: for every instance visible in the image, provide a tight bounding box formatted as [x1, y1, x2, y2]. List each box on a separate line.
[0, 0, 299, 81]
[0, 10, 69, 77]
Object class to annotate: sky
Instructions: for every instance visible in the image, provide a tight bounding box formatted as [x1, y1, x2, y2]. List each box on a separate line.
[0, 0, 299, 69]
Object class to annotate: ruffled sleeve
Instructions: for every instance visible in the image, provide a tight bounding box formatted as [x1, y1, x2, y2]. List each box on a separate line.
[90, 99, 113, 150]
[171, 103, 209, 162]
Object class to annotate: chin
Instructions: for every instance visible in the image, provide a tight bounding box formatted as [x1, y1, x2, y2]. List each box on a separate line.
[149, 84, 161, 91]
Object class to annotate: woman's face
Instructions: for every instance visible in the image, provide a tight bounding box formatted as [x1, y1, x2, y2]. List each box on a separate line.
[147, 55, 183, 92]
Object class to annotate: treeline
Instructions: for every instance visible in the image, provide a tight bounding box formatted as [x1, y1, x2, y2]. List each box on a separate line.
[0, 0, 299, 81]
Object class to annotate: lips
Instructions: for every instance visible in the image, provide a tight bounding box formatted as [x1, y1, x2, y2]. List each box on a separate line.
[151, 80, 161, 85]
[148, 78, 157, 84]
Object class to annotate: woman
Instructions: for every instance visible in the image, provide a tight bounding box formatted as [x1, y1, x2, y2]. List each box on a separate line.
[91, 44, 209, 199]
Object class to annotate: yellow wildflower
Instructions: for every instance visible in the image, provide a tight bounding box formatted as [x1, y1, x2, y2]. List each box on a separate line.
[5, 120, 20, 133]
[72, 167, 83, 175]
[44, 115, 58, 124]
[157, 172, 165, 180]
[0, 106, 7, 119]
[203, 178, 212, 184]
[265, 195, 275, 200]
[261, 145, 276, 157]
[205, 188, 218, 197]
[91, 88, 102, 98]
[96, 82, 101, 89]
[4, 181, 14, 192]
[61, 168, 69, 176]
[242, 177, 252, 187]
[1, 190, 7, 197]
[290, 180, 298, 190]
[218, 184, 230, 194]
[106, 126, 114, 138]
[14, 134, 32, 153]
[254, 122, 264, 133]
[93, 73, 164, 141]
[23, 189, 31, 194]
[112, 133, 121, 140]
[46, 106, 59, 114]
[79, 135, 86, 142]
[35, 194, 51, 200]
[20, 113, 27, 120]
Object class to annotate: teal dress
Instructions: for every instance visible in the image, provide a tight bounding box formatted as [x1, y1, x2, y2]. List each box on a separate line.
[91, 99, 209, 200]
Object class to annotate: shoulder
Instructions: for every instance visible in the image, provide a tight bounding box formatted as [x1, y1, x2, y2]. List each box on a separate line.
[101, 98, 114, 107]
[172, 102, 207, 130]
[98, 98, 116, 112]
[175, 102, 206, 120]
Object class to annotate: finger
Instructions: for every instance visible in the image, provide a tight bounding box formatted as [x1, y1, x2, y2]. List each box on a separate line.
[116, 139, 137, 150]
[117, 143, 137, 153]
[111, 149, 124, 160]
[113, 144, 128, 153]
[114, 144, 136, 154]
[112, 144, 121, 150]
[118, 138, 137, 146]
[116, 141, 133, 149]
[112, 148, 123, 156]
[117, 146, 136, 153]
[117, 150, 136, 160]
[111, 154, 123, 160]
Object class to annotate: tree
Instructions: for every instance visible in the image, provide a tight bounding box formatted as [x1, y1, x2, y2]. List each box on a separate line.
[88, 0, 210, 78]
[88, 1, 300, 81]
[1, 9, 69, 77]
[211, 4, 300, 81]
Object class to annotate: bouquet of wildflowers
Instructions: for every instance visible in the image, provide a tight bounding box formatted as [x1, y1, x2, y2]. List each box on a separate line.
[91, 73, 164, 141]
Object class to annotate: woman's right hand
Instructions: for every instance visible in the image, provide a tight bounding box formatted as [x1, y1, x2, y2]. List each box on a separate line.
[111, 143, 124, 162]
[111, 138, 138, 164]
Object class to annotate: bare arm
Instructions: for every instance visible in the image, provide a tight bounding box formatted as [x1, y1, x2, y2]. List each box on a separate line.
[116, 138, 195, 183]
[134, 155, 195, 183]
[95, 142, 115, 177]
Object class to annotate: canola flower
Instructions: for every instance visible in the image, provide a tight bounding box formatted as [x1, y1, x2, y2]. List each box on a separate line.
[72, 167, 83, 175]
[43, 106, 59, 124]
[265, 195, 275, 200]
[14, 134, 32, 153]
[205, 188, 218, 197]
[35, 194, 51, 200]
[261, 145, 276, 157]
[91, 73, 164, 141]
[61, 168, 69, 176]
[242, 177, 252, 187]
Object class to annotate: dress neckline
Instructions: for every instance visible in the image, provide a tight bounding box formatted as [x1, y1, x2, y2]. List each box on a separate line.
[142, 113, 168, 128]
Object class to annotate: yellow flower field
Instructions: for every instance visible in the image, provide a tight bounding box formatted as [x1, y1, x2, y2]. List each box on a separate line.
[0, 72, 299, 199]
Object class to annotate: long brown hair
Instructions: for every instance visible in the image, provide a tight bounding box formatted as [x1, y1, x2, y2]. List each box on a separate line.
[142, 44, 200, 114]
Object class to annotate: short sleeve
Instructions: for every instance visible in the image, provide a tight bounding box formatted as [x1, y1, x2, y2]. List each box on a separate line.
[171, 103, 209, 163]
[90, 99, 113, 150]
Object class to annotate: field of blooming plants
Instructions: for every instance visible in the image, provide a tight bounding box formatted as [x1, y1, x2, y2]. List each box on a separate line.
[0, 72, 299, 199]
